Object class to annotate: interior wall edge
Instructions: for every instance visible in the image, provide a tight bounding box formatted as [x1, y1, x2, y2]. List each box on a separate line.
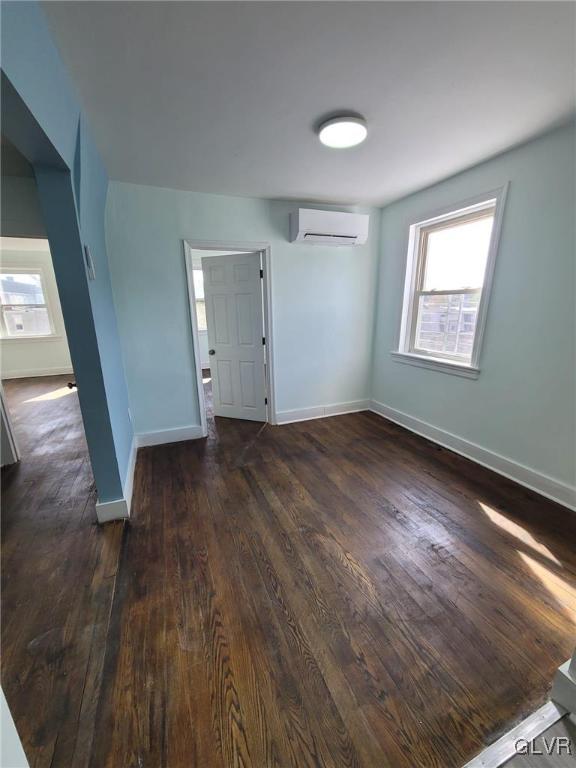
[122, 435, 138, 514]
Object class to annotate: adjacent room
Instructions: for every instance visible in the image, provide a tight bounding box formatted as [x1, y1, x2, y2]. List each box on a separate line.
[1, 2, 575, 768]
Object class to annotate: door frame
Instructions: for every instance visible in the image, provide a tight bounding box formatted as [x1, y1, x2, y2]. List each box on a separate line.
[183, 239, 277, 435]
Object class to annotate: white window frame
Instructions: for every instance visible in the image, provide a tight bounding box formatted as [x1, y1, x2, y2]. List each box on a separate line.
[392, 184, 509, 379]
[0, 266, 57, 340]
[192, 267, 208, 332]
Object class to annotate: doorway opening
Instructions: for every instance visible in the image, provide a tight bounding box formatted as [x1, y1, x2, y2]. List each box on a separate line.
[1, 137, 81, 479]
[183, 241, 276, 435]
[0, 135, 93, 520]
[0, 231, 87, 504]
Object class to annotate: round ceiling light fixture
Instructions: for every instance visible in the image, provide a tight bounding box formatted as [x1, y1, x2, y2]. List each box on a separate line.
[317, 114, 368, 148]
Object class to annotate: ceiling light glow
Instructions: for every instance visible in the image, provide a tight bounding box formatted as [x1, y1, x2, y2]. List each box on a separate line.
[318, 116, 367, 148]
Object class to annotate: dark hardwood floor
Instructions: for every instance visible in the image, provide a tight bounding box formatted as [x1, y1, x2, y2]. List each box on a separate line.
[2, 376, 576, 767]
[1, 376, 124, 768]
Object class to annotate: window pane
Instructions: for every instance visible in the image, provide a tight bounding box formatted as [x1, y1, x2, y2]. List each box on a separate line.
[0, 273, 46, 305]
[193, 269, 205, 300]
[422, 214, 494, 291]
[3, 307, 52, 337]
[414, 292, 480, 360]
[196, 299, 207, 331]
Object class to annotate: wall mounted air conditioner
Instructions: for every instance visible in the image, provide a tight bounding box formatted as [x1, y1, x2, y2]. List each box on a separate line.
[289, 208, 369, 246]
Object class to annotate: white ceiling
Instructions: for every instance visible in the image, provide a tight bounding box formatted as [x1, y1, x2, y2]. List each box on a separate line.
[42, 2, 575, 206]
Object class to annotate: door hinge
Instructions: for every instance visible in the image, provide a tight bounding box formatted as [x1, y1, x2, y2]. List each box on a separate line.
[260, 269, 264, 278]
[265, 397, 268, 405]
[262, 336, 266, 345]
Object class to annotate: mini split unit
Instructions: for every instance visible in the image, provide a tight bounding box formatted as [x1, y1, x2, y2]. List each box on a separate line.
[289, 208, 370, 246]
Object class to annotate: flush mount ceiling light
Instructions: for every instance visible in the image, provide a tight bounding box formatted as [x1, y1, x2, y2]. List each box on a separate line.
[317, 115, 368, 148]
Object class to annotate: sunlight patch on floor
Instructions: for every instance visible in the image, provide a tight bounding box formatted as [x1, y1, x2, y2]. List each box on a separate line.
[23, 386, 74, 403]
[519, 552, 576, 621]
[479, 502, 562, 566]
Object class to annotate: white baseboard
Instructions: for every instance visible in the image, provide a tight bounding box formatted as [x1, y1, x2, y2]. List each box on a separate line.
[277, 405, 324, 424]
[95, 496, 129, 524]
[276, 400, 370, 425]
[95, 436, 138, 524]
[136, 424, 205, 448]
[369, 400, 576, 511]
[1, 366, 74, 380]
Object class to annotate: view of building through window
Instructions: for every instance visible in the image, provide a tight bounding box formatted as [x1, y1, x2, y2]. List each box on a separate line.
[0, 272, 53, 337]
[415, 292, 481, 358]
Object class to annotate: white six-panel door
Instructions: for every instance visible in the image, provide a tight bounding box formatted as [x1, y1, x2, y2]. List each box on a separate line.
[202, 252, 267, 421]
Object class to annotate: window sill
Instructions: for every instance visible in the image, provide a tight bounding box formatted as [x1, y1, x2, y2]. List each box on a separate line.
[0, 334, 62, 343]
[390, 351, 480, 379]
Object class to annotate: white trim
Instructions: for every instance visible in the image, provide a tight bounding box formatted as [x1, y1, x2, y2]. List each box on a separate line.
[1, 365, 73, 379]
[0, 334, 64, 343]
[183, 239, 278, 428]
[122, 436, 137, 514]
[390, 350, 480, 379]
[95, 497, 129, 524]
[463, 701, 565, 768]
[183, 247, 208, 438]
[136, 424, 205, 448]
[470, 184, 509, 368]
[276, 400, 370, 425]
[261, 245, 277, 425]
[396, 184, 509, 374]
[369, 400, 576, 511]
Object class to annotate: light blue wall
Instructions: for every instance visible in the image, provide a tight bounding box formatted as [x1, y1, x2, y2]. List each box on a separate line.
[1, 3, 79, 166]
[372, 122, 576, 487]
[105, 183, 379, 433]
[1, 2, 133, 501]
[77, 123, 134, 486]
